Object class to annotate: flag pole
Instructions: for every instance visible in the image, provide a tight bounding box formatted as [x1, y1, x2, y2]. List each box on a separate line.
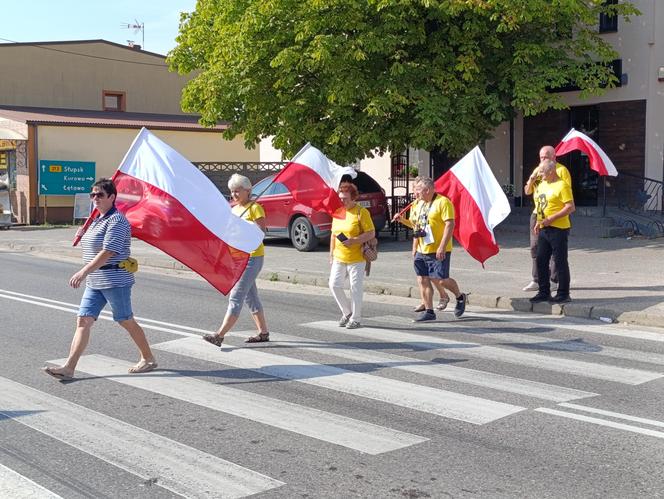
[238, 143, 310, 218]
[391, 200, 414, 222]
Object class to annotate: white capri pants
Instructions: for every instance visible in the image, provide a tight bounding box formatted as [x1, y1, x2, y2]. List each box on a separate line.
[328, 260, 365, 322]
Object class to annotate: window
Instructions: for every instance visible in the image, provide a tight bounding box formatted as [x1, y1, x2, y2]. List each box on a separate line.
[102, 90, 126, 111]
[599, 0, 618, 33]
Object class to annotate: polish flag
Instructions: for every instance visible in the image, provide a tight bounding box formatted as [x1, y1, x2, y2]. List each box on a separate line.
[434, 147, 511, 264]
[555, 128, 618, 177]
[272, 143, 357, 219]
[74, 128, 264, 295]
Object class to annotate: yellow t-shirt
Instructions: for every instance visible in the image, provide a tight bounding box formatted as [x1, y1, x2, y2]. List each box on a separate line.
[414, 195, 455, 254]
[232, 202, 265, 257]
[331, 204, 375, 264]
[535, 179, 574, 229]
[532, 163, 572, 214]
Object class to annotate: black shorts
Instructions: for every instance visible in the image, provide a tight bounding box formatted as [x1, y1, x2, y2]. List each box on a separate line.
[414, 252, 451, 279]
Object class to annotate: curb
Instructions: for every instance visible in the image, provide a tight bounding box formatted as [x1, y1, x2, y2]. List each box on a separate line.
[3, 242, 664, 330]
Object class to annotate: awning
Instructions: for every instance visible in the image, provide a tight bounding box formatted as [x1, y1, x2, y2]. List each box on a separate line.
[0, 127, 27, 140]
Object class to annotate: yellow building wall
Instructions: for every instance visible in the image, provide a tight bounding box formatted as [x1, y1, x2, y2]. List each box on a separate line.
[0, 42, 188, 115]
[37, 125, 259, 207]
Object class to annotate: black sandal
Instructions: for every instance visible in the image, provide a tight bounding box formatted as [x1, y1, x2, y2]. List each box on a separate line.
[245, 332, 270, 343]
[203, 334, 224, 347]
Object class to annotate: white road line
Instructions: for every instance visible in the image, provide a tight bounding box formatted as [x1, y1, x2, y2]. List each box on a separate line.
[0, 288, 212, 334]
[0, 291, 200, 338]
[232, 330, 596, 403]
[153, 337, 525, 425]
[535, 408, 664, 440]
[558, 403, 664, 429]
[0, 377, 283, 498]
[462, 311, 664, 343]
[0, 463, 63, 499]
[373, 317, 664, 366]
[305, 321, 663, 385]
[51, 354, 426, 455]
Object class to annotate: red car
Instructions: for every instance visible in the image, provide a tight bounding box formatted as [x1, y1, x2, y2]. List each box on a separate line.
[250, 171, 388, 251]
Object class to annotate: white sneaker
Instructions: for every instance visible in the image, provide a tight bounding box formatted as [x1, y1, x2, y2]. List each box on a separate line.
[551, 281, 559, 292]
[522, 281, 539, 292]
[346, 320, 361, 329]
[338, 314, 351, 327]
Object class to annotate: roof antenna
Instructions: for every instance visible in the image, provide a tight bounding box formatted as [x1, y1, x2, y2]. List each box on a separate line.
[121, 20, 144, 49]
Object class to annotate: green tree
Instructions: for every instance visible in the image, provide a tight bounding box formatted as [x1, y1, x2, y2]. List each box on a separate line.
[169, 0, 638, 163]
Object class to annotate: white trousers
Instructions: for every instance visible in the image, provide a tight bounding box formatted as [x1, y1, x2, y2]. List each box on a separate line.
[329, 260, 365, 322]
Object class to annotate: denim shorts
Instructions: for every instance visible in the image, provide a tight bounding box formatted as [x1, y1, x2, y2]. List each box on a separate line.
[414, 252, 451, 279]
[78, 285, 134, 322]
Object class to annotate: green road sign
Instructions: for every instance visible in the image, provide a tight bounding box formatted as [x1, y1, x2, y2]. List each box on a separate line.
[39, 160, 96, 195]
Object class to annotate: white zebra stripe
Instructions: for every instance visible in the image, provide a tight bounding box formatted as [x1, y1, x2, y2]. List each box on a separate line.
[0, 463, 63, 499]
[50, 354, 427, 455]
[231, 330, 596, 403]
[369, 316, 664, 366]
[0, 377, 283, 498]
[304, 321, 662, 385]
[460, 312, 664, 344]
[153, 337, 526, 425]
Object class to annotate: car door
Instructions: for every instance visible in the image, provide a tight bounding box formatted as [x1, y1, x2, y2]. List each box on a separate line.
[252, 178, 290, 236]
[262, 182, 291, 235]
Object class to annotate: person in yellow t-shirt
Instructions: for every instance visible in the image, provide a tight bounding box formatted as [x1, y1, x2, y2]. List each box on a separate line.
[203, 174, 269, 347]
[529, 159, 575, 304]
[410, 177, 466, 322]
[329, 182, 375, 329]
[523, 145, 572, 292]
[392, 192, 452, 312]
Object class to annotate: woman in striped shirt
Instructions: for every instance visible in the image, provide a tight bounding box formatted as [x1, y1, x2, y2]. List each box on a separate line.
[43, 178, 156, 380]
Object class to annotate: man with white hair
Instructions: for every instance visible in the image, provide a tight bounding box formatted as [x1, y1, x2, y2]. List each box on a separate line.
[528, 159, 575, 303]
[523, 145, 572, 292]
[410, 176, 467, 321]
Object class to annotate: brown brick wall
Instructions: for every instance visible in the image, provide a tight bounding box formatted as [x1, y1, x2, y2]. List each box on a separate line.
[522, 100, 646, 207]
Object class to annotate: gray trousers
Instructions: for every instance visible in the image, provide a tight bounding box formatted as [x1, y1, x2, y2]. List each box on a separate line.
[530, 212, 558, 283]
[227, 256, 264, 316]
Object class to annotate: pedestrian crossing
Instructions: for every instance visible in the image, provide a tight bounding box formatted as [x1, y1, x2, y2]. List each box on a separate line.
[305, 320, 662, 384]
[51, 353, 427, 455]
[0, 463, 63, 499]
[3, 304, 664, 497]
[0, 377, 284, 498]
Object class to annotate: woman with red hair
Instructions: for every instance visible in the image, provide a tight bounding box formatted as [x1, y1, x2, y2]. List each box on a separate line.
[328, 182, 375, 329]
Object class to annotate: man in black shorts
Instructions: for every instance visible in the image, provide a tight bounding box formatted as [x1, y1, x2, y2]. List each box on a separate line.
[411, 177, 467, 321]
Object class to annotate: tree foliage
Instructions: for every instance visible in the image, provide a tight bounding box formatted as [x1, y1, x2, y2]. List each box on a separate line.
[169, 0, 639, 163]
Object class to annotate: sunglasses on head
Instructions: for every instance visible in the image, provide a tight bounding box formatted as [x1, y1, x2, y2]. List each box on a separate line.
[89, 192, 107, 199]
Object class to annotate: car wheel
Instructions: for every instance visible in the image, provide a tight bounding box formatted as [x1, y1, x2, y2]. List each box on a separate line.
[290, 216, 318, 251]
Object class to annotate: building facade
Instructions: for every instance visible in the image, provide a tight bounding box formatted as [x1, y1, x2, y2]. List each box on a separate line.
[346, 0, 664, 212]
[0, 40, 258, 224]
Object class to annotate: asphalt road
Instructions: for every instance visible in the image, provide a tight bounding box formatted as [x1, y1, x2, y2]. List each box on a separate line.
[1, 249, 664, 498]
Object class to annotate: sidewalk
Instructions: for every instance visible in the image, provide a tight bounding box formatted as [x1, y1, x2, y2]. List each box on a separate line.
[2, 226, 664, 328]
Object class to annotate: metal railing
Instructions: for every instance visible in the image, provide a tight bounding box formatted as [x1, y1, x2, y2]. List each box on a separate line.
[613, 171, 663, 216]
[194, 161, 287, 192]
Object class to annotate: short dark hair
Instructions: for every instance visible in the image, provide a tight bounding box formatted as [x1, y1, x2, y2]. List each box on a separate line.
[92, 178, 117, 199]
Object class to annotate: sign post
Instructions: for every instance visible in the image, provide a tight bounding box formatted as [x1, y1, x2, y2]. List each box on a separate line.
[38, 160, 96, 195]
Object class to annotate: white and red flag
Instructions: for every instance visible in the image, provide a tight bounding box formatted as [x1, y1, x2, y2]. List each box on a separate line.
[555, 128, 618, 177]
[272, 143, 357, 218]
[434, 147, 511, 265]
[74, 128, 264, 295]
